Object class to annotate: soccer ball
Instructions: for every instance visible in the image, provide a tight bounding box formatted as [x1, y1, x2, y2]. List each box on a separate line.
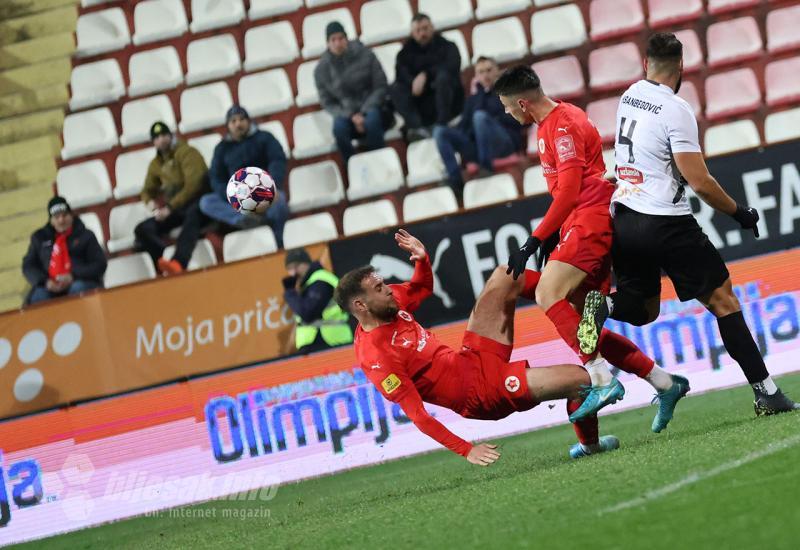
[226, 167, 277, 214]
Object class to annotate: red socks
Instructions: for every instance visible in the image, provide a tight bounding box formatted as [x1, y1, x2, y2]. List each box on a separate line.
[521, 269, 541, 300]
[567, 398, 599, 445]
[545, 299, 595, 363]
[597, 329, 655, 378]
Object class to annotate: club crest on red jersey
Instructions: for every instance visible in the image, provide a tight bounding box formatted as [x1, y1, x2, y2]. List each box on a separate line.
[555, 135, 576, 162]
[397, 310, 412, 322]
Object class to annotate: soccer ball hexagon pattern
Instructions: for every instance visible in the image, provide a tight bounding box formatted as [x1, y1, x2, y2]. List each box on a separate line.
[226, 167, 277, 214]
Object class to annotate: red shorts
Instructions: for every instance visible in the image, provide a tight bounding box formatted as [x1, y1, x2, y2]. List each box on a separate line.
[548, 205, 612, 294]
[458, 331, 539, 420]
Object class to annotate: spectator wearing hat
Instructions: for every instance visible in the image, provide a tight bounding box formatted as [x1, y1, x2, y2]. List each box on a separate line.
[22, 196, 107, 305]
[199, 105, 289, 248]
[314, 21, 393, 164]
[283, 248, 353, 353]
[134, 121, 210, 275]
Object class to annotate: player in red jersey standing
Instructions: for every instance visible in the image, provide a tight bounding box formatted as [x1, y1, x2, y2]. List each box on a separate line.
[334, 229, 620, 465]
[494, 66, 689, 431]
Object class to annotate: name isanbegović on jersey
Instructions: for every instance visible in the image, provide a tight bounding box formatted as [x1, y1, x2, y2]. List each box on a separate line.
[621, 95, 663, 114]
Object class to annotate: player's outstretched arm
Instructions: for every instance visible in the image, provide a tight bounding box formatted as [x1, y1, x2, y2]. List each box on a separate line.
[391, 229, 434, 311]
[395, 229, 426, 262]
[467, 443, 501, 467]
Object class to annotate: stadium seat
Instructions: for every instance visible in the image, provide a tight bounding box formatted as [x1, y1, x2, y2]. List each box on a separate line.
[767, 5, 800, 54]
[647, 0, 702, 28]
[343, 199, 398, 236]
[187, 133, 221, 166]
[373, 42, 402, 84]
[243, 22, 300, 72]
[765, 57, 800, 107]
[287, 160, 345, 213]
[523, 165, 547, 196]
[419, 0, 473, 29]
[708, 0, 758, 15]
[56, 160, 113, 209]
[677, 81, 702, 117]
[185, 34, 241, 86]
[406, 138, 449, 187]
[707, 17, 762, 68]
[602, 149, 615, 180]
[403, 187, 458, 223]
[471, 17, 528, 64]
[442, 30, 471, 70]
[295, 60, 320, 108]
[532, 56, 585, 100]
[586, 97, 619, 143]
[76, 8, 130, 58]
[104, 253, 157, 289]
[61, 107, 118, 160]
[674, 29, 703, 73]
[589, 0, 645, 41]
[222, 227, 278, 262]
[589, 42, 643, 92]
[189, 0, 245, 33]
[283, 212, 339, 249]
[120, 95, 176, 147]
[248, 0, 303, 20]
[128, 46, 184, 97]
[704, 120, 760, 157]
[258, 121, 291, 159]
[80, 213, 105, 250]
[163, 239, 217, 271]
[292, 111, 336, 159]
[531, 4, 587, 55]
[534, 0, 565, 4]
[69, 59, 125, 111]
[475, 0, 530, 21]
[107, 202, 151, 253]
[179, 82, 233, 134]
[239, 69, 294, 117]
[360, 0, 413, 46]
[114, 147, 154, 199]
[704, 68, 761, 121]
[302, 8, 358, 59]
[132, 0, 187, 46]
[463, 174, 518, 209]
[347, 147, 405, 201]
[765, 107, 800, 144]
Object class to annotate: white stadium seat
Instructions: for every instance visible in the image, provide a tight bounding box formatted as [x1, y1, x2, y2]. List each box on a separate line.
[373, 42, 402, 84]
[258, 121, 291, 159]
[306, 0, 341, 6]
[523, 165, 547, 196]
[347, 147, 405, 201]
[295, 60, 320, 108]
[179, 81, 233, 134]
[406, 138, 449, 187]
[586, 96, 619, 143]
[704, 68, 761, 121]
[767, 5, 800, 54]
[442, 30, 471, 70]
[463, 174, 519, 209]
[132, 0, 187, 46]
[190, 0, 245, 33]
[239, 69, 294, 117]
[76, 8, 130, 58]
[69, 59, 125, 111]
[531, 4, 587, 55]
[107, 202, 151, 253]
[120, 95, 176, 147]
[186, 34, 241, 86]
[708, 0, 758, 16]
[249, 0, 303, 20]
[283, 212, 339, 249]
[292, 111, 336, 159]
[765, 108, 800, 144]
[223, 227, 278, 262]
[419, 0, 473, 29]
[648, 0, 703, 28]
[302, 8, 357, 59]
[360, 0, 413, 46]
[674, 29, 703, 73]
[707, 16, 762, 68]
[164, 239, 217, 271]
[589, 0, 645, 41]
[589, 42, 643, 92]
[765, 57, 800, 107]
[704, 120, 760, 157]
[128, 46, 184, 97]
[677, 81, 702, 117]
[61, 107, 118, 160]
[403, 187, 458, 223]
[187, 133, 221, 166]
[243, 22, 300, 72]
[288, 160, 344, 213]
[105, 253, 157, 289]
[343, 199, 398, 236]
[79, 213, 105, 250]
[532, 56, 585, 100]
[56, 160, 112, 209]
[114, 147, 154, 200]
[602, 148, 615, 180]
[475, 0, 530, 21]
[471, 17, 528, 64]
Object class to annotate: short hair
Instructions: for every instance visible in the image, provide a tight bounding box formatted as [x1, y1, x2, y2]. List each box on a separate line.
[334, 266, 375, 313]
[475, 56, 497, 66]
[411, 12, 430, 24]
[493, 65, 542, 97]
[646, 32, 683, 65]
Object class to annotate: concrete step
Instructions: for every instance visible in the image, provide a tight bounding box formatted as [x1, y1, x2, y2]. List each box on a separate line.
[0, 156, 57, 193]
[0, 292, 24, 314]
[0, 108, 63, 146]
[0, 134, 60, 169]
[0, 239, 30, 272]
[0, 0, 78, 23]
[0, 32, 75, 71]
[0, 82, 69, 118]
[0, 57, 72, 96]
[0, 5, 77, 47]
[0, 210, 43, 246]
[0, 182, 52, 219]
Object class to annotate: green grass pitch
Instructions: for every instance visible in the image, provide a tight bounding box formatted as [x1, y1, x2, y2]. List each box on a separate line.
[23, 373, 800, 550]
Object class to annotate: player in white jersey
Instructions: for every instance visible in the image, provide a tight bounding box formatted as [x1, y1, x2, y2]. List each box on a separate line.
[577, 32, 798, 416]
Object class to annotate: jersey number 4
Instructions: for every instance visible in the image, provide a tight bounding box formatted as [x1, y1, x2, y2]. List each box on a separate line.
[618, 117, 637, 164]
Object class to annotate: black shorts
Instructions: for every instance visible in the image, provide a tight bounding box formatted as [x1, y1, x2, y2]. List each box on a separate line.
[611, 204, 730, 302]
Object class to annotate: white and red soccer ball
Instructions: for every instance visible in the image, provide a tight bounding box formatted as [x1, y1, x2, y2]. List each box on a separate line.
[226, 167, 276, 214]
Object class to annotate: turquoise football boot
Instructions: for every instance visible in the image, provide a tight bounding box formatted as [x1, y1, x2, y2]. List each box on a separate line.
[569, 435, 620, 459]
[568, 378, 625, 423]
[651, 375, 690, 433]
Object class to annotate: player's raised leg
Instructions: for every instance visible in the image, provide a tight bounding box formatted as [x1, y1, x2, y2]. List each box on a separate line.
[465, 265, 526, 345]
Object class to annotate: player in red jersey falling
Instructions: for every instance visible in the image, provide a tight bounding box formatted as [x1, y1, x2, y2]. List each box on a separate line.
[493, 66, 689, 431]
[334, 229, 620, 465]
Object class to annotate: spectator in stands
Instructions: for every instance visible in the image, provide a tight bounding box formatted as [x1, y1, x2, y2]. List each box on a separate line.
[315, 21, 393, 164]
[283, 248, 353, 353]
[433, 56, 523, 197]
[22, 196, 107, 304]
[200, 106, 289, 247]
[391, 13, 464, 142]
[134, 122, 209, 275]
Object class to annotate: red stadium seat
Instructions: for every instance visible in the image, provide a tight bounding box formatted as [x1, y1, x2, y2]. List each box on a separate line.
[589, 42, 643, 92]
[674, 29, 703, 73]
[589, 0, 645, 41]
[677, 81, 702, 118]
[532, 55, 585, 100]
[707, 0, 758, 16]
[707, 17, 762, 68]
[765, 56, 800, 107]
[647, 0, 702, 29]
[586, 96, 619, 143]
[767, 4, 800, 54]
[705, 68, 761, 120]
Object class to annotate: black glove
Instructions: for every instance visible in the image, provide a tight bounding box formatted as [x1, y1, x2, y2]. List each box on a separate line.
[506, 236, 541, 280]
[537, 230, 560, 270]
[732, 204, 760, 238]
[282, 276, 297, 290]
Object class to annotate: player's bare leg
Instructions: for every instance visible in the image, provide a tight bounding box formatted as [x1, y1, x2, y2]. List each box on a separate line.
[466, 265, 525, 345]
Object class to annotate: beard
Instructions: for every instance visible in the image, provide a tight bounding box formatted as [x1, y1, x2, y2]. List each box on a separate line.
[369, 303, 399, 322]
[674, 71, 683, 94]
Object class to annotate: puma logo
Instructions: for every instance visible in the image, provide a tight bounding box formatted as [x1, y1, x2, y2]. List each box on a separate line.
[557, 127, 568, 133]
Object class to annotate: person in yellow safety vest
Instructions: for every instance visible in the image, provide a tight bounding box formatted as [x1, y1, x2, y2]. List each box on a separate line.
[283, 248, 354, 352]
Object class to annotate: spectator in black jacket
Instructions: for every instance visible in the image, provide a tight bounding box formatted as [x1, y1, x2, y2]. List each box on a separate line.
[22, 197, 107, 305]
[434, 56, 523, 197]
[390, 13, 464, 141]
